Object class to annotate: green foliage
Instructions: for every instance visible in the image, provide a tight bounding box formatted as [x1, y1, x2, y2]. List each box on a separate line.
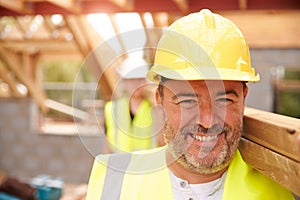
[42, 61, 99, 120]
[43, 61, 80, 82]
[278, 91, 300, 118]
[277, 69, 300, 119]
[284, 70, 300, 80]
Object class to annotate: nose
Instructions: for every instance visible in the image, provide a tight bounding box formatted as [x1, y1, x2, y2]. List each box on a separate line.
[197, 102, 215, 129]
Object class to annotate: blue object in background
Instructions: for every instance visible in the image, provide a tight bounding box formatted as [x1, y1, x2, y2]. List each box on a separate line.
[30, 175, 63, 200]
[0, 192, 20, 200]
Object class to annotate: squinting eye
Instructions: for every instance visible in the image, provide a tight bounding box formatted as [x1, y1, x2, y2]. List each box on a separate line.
[216, 98, 234, 106]
[176, 99, 198, 109]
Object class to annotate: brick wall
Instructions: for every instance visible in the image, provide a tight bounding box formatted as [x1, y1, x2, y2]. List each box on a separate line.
[0, 98, 105, 183]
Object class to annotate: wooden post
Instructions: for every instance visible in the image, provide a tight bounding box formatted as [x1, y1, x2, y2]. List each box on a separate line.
[0, 47, 47, 112]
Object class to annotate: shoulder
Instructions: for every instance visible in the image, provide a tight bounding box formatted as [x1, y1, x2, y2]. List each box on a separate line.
[94, 146, 168, 173]
[224, 150, 294, 200]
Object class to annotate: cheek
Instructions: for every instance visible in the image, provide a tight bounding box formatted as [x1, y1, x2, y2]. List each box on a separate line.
[164, 105, 185, 128]
[223, 104, 244, 127]
[167, 108, 202, 133]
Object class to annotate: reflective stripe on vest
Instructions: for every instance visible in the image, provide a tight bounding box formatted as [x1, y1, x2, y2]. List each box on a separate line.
[87, 147, 294, 200]
[101, 153, 131, 200]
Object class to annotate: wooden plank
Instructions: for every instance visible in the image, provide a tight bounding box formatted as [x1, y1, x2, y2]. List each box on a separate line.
[64, 15, 91, 57]
[39, 52, 82, 61]
[0, 47, 47, 112]
[172, 0, 188, 13]
[276, 80, 300, 92]
[79, 16, 119, 101]
[243, 107, 300, 162]
[108, 14, 127, 55]
[220, 10, 300, 48]
[45, 0, 81, 14]
[238, 0, 247, 10]
[239, 138, 300, 196]
[0, 39, 79, 53]
[109, 0, 133, 11]
[44, 99, 89, 120]
[0, 65, 23, 97]
[139, 13, 163, 63]
[0, 0, 32, 14]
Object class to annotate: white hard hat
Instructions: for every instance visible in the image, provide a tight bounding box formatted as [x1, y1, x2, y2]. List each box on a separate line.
[117, 55, 149, 79]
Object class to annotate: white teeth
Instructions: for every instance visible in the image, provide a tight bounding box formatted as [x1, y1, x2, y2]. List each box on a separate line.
[192, 134, 219, 142]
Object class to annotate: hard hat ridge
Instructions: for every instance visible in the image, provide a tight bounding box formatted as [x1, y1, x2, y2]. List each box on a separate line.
[201, 9, 216, 29]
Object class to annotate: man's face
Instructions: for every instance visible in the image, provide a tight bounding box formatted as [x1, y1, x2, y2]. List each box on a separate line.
[156, 80, 248, 174]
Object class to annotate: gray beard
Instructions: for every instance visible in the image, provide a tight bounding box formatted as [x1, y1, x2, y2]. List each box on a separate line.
[164, 123, 242, 175]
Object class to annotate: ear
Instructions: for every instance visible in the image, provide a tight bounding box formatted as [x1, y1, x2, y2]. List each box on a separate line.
[155, 88, 162, 104]
[243, 84, 249, 105]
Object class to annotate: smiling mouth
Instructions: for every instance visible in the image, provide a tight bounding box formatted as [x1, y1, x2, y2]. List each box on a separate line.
[189, 132, 222, 142]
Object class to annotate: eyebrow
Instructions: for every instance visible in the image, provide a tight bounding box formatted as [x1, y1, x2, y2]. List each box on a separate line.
[216, 90, 239, 97]
[171, 93, 198, 100]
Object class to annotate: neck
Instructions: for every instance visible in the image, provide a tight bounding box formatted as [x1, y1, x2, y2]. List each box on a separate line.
[166, 149, 227, 184]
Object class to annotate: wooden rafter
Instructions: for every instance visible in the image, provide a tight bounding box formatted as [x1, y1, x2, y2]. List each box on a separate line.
[108, 14, 127, 56]
[0, 0, 299, 16]
[0, 0, 32, 15]
[139, 13, 163, 62]
[0, 47, 47, 111]
[80, 15, 120, 100]
[64, 15, 119, 100]
[0, 65, 23, 97]
[64, 15, 91, 56]
[109, 0, 133, 11]
[45, 0, 81, 14]
[238, 0, 248, 9]
[43, 16, 57, 35]
[220, 10, 300, 48]
[172, 0, 188, 13]
[151, 12, 170, 28]
[14, 16, 27, 38]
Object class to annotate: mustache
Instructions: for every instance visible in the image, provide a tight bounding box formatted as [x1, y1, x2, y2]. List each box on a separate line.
[180, 123, 231, 135]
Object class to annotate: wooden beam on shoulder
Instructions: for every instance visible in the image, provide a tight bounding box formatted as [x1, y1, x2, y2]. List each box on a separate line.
[239, 138, 300, 196]
[243, 107, 300, 162]
[240, 107, 300, 196]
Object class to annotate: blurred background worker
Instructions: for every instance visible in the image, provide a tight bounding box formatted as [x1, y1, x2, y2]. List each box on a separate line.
[104, 54, 164, 153]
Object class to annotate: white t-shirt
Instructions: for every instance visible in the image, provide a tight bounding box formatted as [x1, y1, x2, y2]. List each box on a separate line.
[169, 169, 227, 200]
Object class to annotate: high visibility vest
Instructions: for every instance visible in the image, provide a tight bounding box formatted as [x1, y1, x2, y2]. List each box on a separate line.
[104, 98, 154, 152]
[86, 146, 294, 200]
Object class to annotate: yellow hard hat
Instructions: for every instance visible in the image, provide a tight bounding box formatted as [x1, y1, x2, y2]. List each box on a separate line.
[147, 9, 260, 82]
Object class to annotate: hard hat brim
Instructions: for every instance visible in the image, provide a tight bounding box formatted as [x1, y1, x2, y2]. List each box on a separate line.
[147, 64, 260, 83]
